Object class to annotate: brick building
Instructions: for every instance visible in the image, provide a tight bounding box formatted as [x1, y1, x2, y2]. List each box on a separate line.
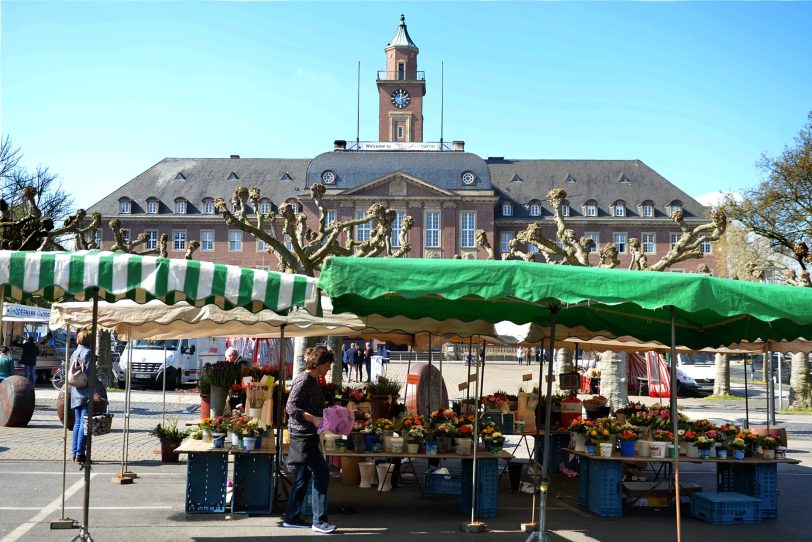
[89, 15, 718, 273]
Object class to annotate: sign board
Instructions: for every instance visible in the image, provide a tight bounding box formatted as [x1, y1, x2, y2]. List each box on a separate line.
[357, 141, 442, 151]
[1, 302, 51, 322]
[522, 373, 533, 382]
[558, 372, 580, 391]
[468, 373, 478, 383]
[458, 382, 468, 391]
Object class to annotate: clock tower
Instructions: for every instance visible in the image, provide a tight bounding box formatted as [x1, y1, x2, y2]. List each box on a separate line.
[377, 15, 426, 142]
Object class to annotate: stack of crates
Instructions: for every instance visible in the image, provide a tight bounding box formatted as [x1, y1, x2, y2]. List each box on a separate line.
[585, 460, 623, 517]
[717, 463, 778, 518]
[460, 458, 498, 517]
[691, 492, 762, 524]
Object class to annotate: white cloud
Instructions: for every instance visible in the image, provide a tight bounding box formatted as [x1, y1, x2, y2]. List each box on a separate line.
[695, 191, 742, 207]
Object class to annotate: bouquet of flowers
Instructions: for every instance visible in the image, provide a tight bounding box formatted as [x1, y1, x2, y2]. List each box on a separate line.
[200, 417, 228, 434]
[229, 415, 250, 437]
[430, 407, 455, 426]
[203, 361, 239, 389]
[343, 386, 371, 403]
[678, 429, 700, 443]
[407, 425, 427, 442]
[568, 418, 596, 434]
[481, 394, 509, 411]
[435, 421, 457, 437]
[617, 428, 640, 442]
[757, 433, 783, 450]
[737, 429, 759, 449]
[483, 431, 505, 446]
[360, 423, 382, 435]
[397, 414, 424, 433]
[650, 429, 674, 442]
[456, 422, 475, 439]
[367, 376, 402, 398]
[374, 417, 395, 433]
[614, 402, 648, 417]
[352, 410, 372, 432]
[718, 423, 740, 441]
[695, 435, 715, 450]
[729, 437, 747, 451]
[244, 418, 268, 438]
[479, 421, 498, 440]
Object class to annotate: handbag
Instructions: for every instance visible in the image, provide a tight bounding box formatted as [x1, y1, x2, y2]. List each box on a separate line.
[84, 413, 114, 436]
[67, 356, 88, 389]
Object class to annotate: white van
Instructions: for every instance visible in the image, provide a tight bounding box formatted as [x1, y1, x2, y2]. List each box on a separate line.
[676, 353, 716, 396]
[117, 338, 197, 388]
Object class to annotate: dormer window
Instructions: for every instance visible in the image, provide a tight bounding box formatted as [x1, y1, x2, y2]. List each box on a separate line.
[461, 171, 476, 185]
[641, 201, 654, 218]
[501, 202, 513, 217]
[321, 170, 336, 184]
[258, 199, 271, 214]
[227, 172, 239, 180]
[175, 199, 187, 214]
[175, 172, 186, 181]
[613, 201, 626, 217]
[202, 198, 214, 215]
[529, 201, 541, 217]
[285, 199, 303, 213]
[119, 199, 131, 214]
[669, 201, 683, 216]
[585, 200, 598, 217]
[561, 203, 570, 217]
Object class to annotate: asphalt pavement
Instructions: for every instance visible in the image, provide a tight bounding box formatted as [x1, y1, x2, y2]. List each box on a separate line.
[1, 360, 811, 542]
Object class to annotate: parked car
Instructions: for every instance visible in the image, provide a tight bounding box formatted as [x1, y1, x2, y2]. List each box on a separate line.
[675, 353, 715, 396]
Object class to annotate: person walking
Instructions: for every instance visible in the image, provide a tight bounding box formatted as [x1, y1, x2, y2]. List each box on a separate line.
[534, 345, 542, 364]
[283, 345, 337, 534]
[346, 342, 359, 382]
[525, 346, 532, 365]
[70, 329, 105, 465]
[0, 345, 15, 381]
[355, 343, 365, 382]
[516, 346, 524, 365]
[21, 335, 39, 384]
[341, 344, 349, 379]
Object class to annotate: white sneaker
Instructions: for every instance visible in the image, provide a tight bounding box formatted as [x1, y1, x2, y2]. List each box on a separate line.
[311, 521, 337, 534]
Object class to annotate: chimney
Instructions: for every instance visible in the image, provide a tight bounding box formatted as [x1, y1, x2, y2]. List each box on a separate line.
[334, 140, 347, 151]
[230, 154, 240, 159]
[452, 141, 465, 152]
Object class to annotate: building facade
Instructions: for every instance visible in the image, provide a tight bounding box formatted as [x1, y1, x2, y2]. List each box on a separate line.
[89, 16, 718, 274]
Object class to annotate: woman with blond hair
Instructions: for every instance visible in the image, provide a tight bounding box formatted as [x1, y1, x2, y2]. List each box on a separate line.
[70, 329, 106, 465]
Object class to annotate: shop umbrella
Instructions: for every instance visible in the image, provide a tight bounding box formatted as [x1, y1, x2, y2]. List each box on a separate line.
[319, 257, 812, 542]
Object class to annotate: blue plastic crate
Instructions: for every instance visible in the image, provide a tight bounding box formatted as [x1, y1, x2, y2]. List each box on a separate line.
[535, 432, 573, 475]
[424, 471, 462, 495]
[185, 452, 228, 514]
[716, 463, 778, 518]
[585, 459, 623, 517]
[578, 459, 590, 507]
[481, 412, 515, 435]
[232, 454, 274, 514]
[691, 492, 762, 525]
[460, 458, 498, 517]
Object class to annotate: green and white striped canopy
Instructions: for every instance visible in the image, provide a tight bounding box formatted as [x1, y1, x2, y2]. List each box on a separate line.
[0, 250, 319, 315]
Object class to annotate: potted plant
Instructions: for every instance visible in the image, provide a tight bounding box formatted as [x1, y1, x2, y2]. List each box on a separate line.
[757, 433, 783, 459]
[484, 431, 505, 454]
[729, 437, 747, 460]
[366, 376, 401, 419]
[617, 427, 639, 457]
[406, 425, 426, 453]
[203, 362, 239, 418]
[148, 417, 190, 462]
[198, 375, 212, 421]
[695, 435, 715, 459]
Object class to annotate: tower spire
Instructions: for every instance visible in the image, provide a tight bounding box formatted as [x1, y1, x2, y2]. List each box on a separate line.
[388, 14, 418, 49]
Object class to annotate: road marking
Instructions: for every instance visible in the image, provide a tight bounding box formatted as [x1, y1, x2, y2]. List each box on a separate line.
[0, 473, 93, 542]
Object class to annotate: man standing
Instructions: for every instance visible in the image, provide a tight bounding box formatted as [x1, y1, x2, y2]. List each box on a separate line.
[21, 336, 39, 383]
[347, 342, 359, 382]
[225, 347, 249, 367]
[341, 344, 349, 379]
[364, 341, 374, 383]
[355, 343, 365, 382]
[516, 346, 524, 365]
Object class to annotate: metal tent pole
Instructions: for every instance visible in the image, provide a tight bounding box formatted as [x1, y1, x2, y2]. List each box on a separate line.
[51, 325, 77, 530]
[669, 307, 682, 542]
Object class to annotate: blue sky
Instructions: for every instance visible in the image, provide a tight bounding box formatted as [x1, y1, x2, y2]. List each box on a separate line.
[2, 1, 811, 210]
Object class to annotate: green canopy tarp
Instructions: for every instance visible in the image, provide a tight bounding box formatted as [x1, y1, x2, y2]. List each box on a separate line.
[318, 257, 812, 349]
[0, 250, 319, 314]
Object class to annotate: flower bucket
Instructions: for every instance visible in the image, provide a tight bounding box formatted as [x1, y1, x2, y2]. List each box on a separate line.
[620, 440, 636, 457]
[209, 386, 227, 419]
[584, 442, 597, 456]
[365, 434, 379, 451]
[231, 432, 241, 447]
[599, 442, 614, 457]
[242, 436, 257, 451]
[716, 446, 728, 459]
[763, 448, 776, 460]
[636, 440, 651, 457]
[667, 444, 676, 458]
[698, 447, 710, 460]
[407, 442, 420, 454]
[212, 433, 225, 448]
[255, 436, 262, 450]
[201, 429, 212, 443]
[351, 432, 366, 453]
[323, 434, 340, 451]
[455, 438, 473, 455]
[684, 442, 699, 458]
[650, 442, 667, 459]
[572, 433, 587, 452]
[734, 449, 745, 460]
[437, 435, 454, 453]
[425, 441, 438, 456]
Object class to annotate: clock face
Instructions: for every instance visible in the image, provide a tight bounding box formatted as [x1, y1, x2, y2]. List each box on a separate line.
[391, 88, 411, 109]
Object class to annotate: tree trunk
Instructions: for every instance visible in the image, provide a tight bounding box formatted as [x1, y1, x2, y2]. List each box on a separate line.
[712, 353, 730, 396]
[96, 329, 113, 388]
[788, 351, 812, 409]
[325, 335, 344, 387]
[598, 350, 628, 410]
[553, 348, 574, 394]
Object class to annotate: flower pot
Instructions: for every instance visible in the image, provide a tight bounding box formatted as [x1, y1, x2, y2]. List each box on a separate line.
[365, 433, 379, 451]
[249, 407, 262, 420]
[425, 441, 438, 456]
[734, 449, 745, 460]
[243, 436, 257, 451]
[209, 386, 227, 419]
[350, 432, 366, 453]
[762, 448, 776, 460]
[201, 429, 212, 443]
[584, 443, 597, 456]
[382, 431, 394, 452]
[619, 440, 636, 457]
[437, 435, 454, 453]
[358, 461, 377, 488]
[231, 432, 242, 447]
[572, 433, 587, 452]
[455, 438, 473, 455]
[636, 440, 651, 457]
[160, 440, 182, 463]
[390, 437, 404, 453]
[323, 434, 339, 451]
[684, 442, 699, 458]
[490, 444, 503, 455]
[667, 444, 676, 458]
[199, 394, 211, 421]
[698, 447, 710, 460]
[212, 433, 226, 448]
[650, 442, 667, 459]
[716, 446, 728, 459]
[599, 442, 614, 457]
[255, 436, 262, 449]
[407, 442, 420, 454]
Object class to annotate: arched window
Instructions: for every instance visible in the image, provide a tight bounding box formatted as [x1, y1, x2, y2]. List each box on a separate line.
[118, 198, 132, 214]
[258, 199, 272, 215]
[528, 200, 541, 217]
[640, 200, 655, 218]
[175, 198, 187, 214]
[147, 198, 159, 214]
[584, 200, 598, 217]
[202, 198, 214, 215]
[612, 200, 626, 217]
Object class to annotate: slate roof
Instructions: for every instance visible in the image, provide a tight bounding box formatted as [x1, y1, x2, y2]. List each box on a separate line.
[307, 151, 492, 191]
[487, 158, 708, 219]
[88, 157, 309, 215]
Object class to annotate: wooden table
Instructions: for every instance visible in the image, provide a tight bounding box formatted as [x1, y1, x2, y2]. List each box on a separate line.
[565, 448, 800, 518]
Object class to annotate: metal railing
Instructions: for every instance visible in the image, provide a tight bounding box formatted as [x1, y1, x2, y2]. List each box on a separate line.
[377, 70, 425, 81]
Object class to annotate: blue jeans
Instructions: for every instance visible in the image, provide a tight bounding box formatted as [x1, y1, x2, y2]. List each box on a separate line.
[23, 365, 36, 384]
[72, 404, 89, 458]
[285, 431, 329, 523]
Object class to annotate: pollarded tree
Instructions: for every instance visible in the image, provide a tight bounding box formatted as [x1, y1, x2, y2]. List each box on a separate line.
[478, 187, 727, 408]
